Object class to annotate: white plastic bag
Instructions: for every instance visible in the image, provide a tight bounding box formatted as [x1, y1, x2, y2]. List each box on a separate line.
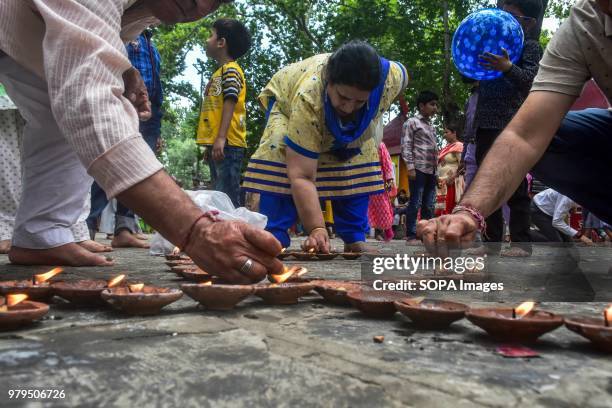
[149, 190, 268, 255]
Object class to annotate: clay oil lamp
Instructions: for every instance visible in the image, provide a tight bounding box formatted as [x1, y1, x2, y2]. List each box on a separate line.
[0, 267, 63, 302]
[181, 281, 254, 311]
[346, 289, 409, 318]
[101, 283, 183, 316]
[179, 268, 211, 282]
[254, 266, 314, 305]
[165, 259, 195, 268]
[52, 274, 127, 306]
[165, 247, 191, 261]
[292, 248, 318, 261]
[341, 253, 362, 260]
[170, 265, 200, 276]
[315, 252, 340, 261]
[466, 301, 563, 343]
[0, 294, 49, 331]
[394, 298, 468, 329]
[564, 304, 612, 352]
[314, 280, 364, 306]
[276, 248, 295, 260]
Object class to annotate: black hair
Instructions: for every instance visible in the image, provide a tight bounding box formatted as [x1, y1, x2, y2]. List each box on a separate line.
[213, 18, 252, 60]
[444, 119, 464, 141]
[416, 90, 439, 109]
[326, 40, 381, 91]
[504, 0, 543, 19]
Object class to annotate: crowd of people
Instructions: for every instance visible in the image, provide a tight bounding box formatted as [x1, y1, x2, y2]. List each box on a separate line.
[0, 0, 610, 284]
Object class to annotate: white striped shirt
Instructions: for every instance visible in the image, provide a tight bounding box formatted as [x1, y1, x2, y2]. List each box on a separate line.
[0, 0, 162, 197]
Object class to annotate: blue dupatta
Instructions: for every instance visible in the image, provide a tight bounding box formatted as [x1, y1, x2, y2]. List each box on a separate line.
[324, 57, 391, 160]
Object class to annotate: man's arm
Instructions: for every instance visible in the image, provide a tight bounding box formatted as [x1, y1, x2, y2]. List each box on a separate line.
[551, 196, 578, 238]
[459, 90, 576, 217]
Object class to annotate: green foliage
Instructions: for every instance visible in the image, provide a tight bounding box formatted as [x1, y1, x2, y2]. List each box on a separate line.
[154, 0, 571, 178]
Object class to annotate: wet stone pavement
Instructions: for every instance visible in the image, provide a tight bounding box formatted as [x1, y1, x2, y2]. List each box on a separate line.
[0, 237, 611, 408]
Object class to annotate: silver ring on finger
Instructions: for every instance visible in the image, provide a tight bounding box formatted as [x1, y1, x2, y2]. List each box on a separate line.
[240, 258, 254, 274]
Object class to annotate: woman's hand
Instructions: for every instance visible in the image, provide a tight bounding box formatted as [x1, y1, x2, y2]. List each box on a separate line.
[302, 227, 330, 253]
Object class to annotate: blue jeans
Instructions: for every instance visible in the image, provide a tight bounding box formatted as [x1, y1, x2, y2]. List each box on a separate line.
[86, 106, 162, 235]
[405, 170, 437, 239]
[209, 145, 245, 208]
[259, 193, 370, 248]
[532, 108, 612, 224]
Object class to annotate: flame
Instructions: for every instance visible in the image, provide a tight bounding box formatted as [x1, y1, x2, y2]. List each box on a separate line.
[604, 304, 612, 326]
[296, 267, 308, 277]
[107, 274, 126, 288]
[199, 281, 213, 286]
[33, 267, 63, 284]
[171, 246, 181, 255]
[129, 283, 145, 292]
[514, 301, 535, 319]
[308, 248, 315, 253]
[405, 296, 425, 306]
[6, 294, 28, 307]
[270, 266, 301, 284]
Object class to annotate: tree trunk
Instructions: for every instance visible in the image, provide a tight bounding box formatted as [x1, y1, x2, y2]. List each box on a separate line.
[441, 0, 453, 122]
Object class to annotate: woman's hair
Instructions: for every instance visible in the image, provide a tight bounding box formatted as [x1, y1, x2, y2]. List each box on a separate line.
[445, 119, 464, 142]
[326, 40, 381, 91]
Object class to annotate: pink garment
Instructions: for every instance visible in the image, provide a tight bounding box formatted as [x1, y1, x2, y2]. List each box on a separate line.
[368, 143, 395, 238]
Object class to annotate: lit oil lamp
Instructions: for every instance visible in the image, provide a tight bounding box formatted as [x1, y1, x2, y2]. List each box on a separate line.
[466, 301, 563, 343]
[51, 274, 127, 306]
[181, 282, 254, 311]
[165, 247, 191, 261]
[101, 284, 183, 316]
[394, 298, 468, 329]
[178, 268, 211, 282]
[313, 280, 364, 306]
[0, 294, 49, 331]
[276, 248, 294, 260]
[255, 266, 314, 305]
[564, 304, 612, 352]
[346, 289, 410, 318]
[0, 267, 63, 301]
[293, 248, 318, 261]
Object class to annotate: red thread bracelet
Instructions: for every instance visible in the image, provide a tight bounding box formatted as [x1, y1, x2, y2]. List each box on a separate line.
[179, 210, 220, 251]
[452, 205, 487, 234]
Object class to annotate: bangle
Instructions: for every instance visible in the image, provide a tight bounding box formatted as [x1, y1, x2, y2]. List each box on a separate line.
[452, 205, 487, 234]
[309, 226, 327, 235]
[179, 210, 220, 251]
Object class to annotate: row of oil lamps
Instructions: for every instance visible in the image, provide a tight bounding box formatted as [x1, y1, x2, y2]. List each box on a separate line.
[0, 261, 611, 353]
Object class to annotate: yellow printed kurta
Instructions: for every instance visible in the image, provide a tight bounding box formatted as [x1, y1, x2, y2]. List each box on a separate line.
[243, 54, 408, 199]
[196, 62, 247, 147]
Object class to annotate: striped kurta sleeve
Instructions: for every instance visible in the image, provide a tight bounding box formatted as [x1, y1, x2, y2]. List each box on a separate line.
[9, 0, 163, 198]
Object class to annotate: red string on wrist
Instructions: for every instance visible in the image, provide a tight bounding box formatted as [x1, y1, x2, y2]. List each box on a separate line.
[452, 205, 487, 235]
[179, 210, 220, 251]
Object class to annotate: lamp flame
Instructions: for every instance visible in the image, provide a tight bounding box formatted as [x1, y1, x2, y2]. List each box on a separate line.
[270, 266, 303, 284]
[107, 274, 126, 288]
[7, 294, 28, 307]
[199, 281, 213, 286]
[171, 246, 181, 255]
[604, 304, 612, 327]
[33, 267, 63, 284]
[513, 301, 535, 319]
[129, 283, 145, 293]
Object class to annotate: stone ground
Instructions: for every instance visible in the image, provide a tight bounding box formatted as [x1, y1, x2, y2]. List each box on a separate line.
[0, 236, 611, 408]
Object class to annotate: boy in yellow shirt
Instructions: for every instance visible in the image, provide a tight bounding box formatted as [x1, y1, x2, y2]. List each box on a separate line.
[197, 19, 251, 207]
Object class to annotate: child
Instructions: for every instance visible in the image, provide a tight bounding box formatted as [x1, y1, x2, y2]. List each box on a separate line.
[196, 19, 252, 207]
[401, 90, 439, 245]
[474, 0, 543, 257]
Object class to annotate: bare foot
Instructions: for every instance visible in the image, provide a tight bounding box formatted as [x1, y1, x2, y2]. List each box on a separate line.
[0, 239, 11, 254]
[344, 242, 377, 253]
[134, 233, 148, 241]
[111, 230, 150, 248]
[406, 239, 422, 246]
[8, 243, 114, 266]
[78, 240, 113, 253]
